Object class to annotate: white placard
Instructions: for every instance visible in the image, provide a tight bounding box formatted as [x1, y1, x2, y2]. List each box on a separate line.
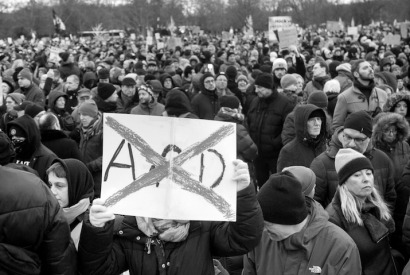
[269, 16, 292, 41]
[102, 114, 237, 221]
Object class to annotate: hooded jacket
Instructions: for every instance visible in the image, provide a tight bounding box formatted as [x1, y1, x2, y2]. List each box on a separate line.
[243, 197, 362, 275]
[247, 88, 295, 158]
[48, 90, 76, 132]
[78, 184, 263, 275]
[130, 96, 165, 116]
[7, 115, 57, 181]
[191, 73, 220, 120]
[327, 189, 396, 275]
[277, 105, 327, 172]
[41, 129, 83, 162]
[310, 127, 397, 210]
[0, 165, 76, 275]
[160, 73, 178, 100]
[384, 92, 410, 122]
[94, 94, 118, 113]
[83, 72, 98, 90]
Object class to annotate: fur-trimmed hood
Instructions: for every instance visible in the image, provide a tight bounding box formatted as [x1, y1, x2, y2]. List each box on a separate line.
[383, 92, 410, 116]
[372, 112, 410, 147]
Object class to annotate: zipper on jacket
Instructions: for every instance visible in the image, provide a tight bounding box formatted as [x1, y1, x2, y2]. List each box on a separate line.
[376, 231, 389, 243]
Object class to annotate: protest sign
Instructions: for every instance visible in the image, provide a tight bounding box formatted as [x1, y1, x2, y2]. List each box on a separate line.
[268, 16, 292, 41]
[192, 26, 200, 35]
[400, 23, 409, 38]
[146, 36, 153, 45]
[130, 33, 136, 40]
[155, 33, 161, 40]
[49, 46, 63, 63]
[157, 42, 164, 49]
[327, 21, 342, 32]
[278, 28, 298, 50]
[167, 37, 176, 49]
[384, 34, 401, 45]
[174, 37, 182, 48]
[347, 27, 358, 35]
[7, 38, 12, 45]
[222, 31, 230, 41]
[101, 114, 237, 221]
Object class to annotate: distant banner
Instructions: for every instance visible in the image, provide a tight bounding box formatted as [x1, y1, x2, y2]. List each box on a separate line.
[327, 21, 343, 32]
[347, 27, 358, 35]
[278, 28, 299, 49]
[384, 34, 401, 46]
[269, 16, 292, 41]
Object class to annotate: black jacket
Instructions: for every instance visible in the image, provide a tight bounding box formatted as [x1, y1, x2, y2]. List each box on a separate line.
[41, 129, 83, 162]
[247, 89, 294, 158]
[0, 165, 76, 274]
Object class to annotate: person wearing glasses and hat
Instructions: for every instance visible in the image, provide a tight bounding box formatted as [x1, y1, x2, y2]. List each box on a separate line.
[310, 110, 396, 211]
[130, 84, 165, 116]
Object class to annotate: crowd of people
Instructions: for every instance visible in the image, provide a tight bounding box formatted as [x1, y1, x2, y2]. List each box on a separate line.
[2, 21, 410, 274]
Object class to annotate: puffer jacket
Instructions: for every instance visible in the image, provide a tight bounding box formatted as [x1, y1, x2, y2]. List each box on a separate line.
[243, 197, 362, 275]
[327, 189, 396, 275]
[0, 165, 76, 275]
[15, 83, 45, 107]
[311, 127, 397, 210]
[332, 85, 387, 131]
[277, 105, 327, 172]
[191, 76, 220, 120]
[214, 111, 258, 162]
[247, 88, 294, 158]
[78, 184, 263, 275]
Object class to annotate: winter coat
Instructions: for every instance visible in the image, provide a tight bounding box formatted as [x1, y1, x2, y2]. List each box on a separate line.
[277, 105, 327, 172]
[214, 112, 258, 162]
[247, 88, 294, 158]
[191, 84, 220, 120]
[160, 73, 178, 100]
[41, 129, 83, 162]
[79, 115, 103, 198]
[243, 197, 362, 275]
[78, 184, 263, 275]
[384, 92, 410, 120]
[244, 83, 257, 116]
[327, 189, 396, 275]
[130, 100, 165, 116]
[48, 90, 76, 132]
[332, 85, 387, 131]
[15, 83, 45, 107]
[0, 165, 76, 275]
[311, 127, 397, 210]
[399, 159, 410, 257]
[334, 70, 354, 93]
[94, 95, 118, 113]
[303, 75, 331, 99]
[117, 91, 138, 114]
[7, 115, 57, 181]
[59, 62, 82, 81]
[227, 79, 244, 107]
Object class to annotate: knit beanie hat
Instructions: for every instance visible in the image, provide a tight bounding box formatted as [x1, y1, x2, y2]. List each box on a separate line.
[272, 58, 288, 72]
[323, 79, 341, 94]
[79, 100, 98, 118]
[25, 104, 44, 118]
[0, 131, 15, 165]
[225, 66, 237, 80]
[7, 93, 25, 105]
[192, 73, 203, 91]
[8, 125, 26, 138]
[59, 52, 69, 62]
[343, 110, 373, 138]
[254, 73, 273, 89]
[336, 63, 351, 73]
[307, 91, 328, 108]
[280, 74, 298, 89]
[236, 74, 248, 84]
[139, 84, 154, 97]
[98, 68, 110, 80]
[260, 65, 272, 73]
[257, 171, 308, 225]
[283, 166, 316, 196]
[216, 72, 228, 81]
[335, 148, 373, 185]
[97, 83, 116, 100]
[147, 80, 163, 95]
[219, 95, 240, 109]
[18, 68, 32, 82]
[121, 77, 136, 86]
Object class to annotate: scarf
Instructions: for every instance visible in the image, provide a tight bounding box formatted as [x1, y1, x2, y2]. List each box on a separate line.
[136, 217, 190, 243]
[216, 107, 244, 122]
[63, 198, 90, 225]
[312, 75, 331, 90]
[82, 112, 103, 141]
[353, 78, 376, 102]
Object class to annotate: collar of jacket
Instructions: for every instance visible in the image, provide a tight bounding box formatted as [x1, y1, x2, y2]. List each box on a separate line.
[260, 88, 279, 104]
[20, 83, 33, 93]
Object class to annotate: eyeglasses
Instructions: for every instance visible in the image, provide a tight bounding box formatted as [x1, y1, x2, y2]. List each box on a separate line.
[383, 128, 397, 135]
[342, 133, 368, 145]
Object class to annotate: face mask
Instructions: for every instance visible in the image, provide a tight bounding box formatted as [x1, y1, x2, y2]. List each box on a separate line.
[12, 139, 26, 155]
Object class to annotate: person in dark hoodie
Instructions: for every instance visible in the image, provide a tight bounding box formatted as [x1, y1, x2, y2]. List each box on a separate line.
[14, 68, 45, 107]
[214, 95, 257, 163]
[58, 51, 82, 81]
[225, 66, 244, 107]
[48, 90, 76, 132]
[191, 72, 220, 120]
[39, 112, 83, 162]
[7, 114, 57, 181]
[277, 104, 327, 172]
[160, 73, 177, 100]
[83, 71, 98, 90]
[46, 158, 94, 249]
[94, 83, 118, 113]
[163, 89, 198, 118]
[64, 74, 81, 113]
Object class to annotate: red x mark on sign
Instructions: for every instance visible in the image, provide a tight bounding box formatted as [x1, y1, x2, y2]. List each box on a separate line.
[104, 116, 236, 220]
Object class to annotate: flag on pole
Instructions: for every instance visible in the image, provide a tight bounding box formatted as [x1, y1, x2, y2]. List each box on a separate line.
[52, 9, 66, 34]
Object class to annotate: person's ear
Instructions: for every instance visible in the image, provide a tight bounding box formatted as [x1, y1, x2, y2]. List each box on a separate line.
[353, 71, 359, 78]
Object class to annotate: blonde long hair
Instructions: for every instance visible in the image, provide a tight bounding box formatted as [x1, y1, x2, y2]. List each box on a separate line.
[339, 184, 391, 226]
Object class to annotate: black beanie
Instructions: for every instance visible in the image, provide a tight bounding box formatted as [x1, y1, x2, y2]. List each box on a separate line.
[219, 95, 240, 109]
[25, 104, 44, 118]
[59, 52, 69, 62]
[98, 68, 110, 80]
[0, 131, 15, 165]
[97, 83, 116, 100]
[260, 65, 272, 73]
[254, 73, 273, 89]
[257, 171, 308, 225]
[225, 66, 237, 80]
[343, 110, 373, 138]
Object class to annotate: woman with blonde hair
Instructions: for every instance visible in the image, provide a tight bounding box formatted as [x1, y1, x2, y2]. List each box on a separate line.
[326, 148, 397, 275]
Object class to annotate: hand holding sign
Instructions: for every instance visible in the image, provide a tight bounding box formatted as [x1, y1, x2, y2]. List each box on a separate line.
[90, 198, 115, 228]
